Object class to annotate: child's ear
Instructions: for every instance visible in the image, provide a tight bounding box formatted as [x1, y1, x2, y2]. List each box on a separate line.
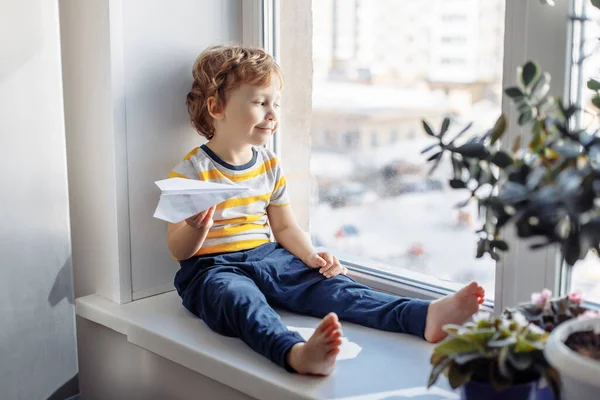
[207, 96, 225, 120]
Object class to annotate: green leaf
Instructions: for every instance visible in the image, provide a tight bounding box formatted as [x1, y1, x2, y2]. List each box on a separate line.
[490, 115, 507, 145]
[518, 109, 534, 126]
[454, 352, 483, 365]
[421, 143, 439, 154]
[487, 336, 517, 348]
[490, 151, 514, 168]
[512, 135, 522, 153]
[514, 337, 544, 352]
[491, 240, 509, 251]
[522, 61, 540, 88]
[507, 350, 534, 371]
[423, 120, 436, 137]
[588, 78, 600, 91]
[427, 151, 443, 161]
[531, 72, 551, 101]
[433, 337, 479, 355]
[592, 0, 600, 10]
[452, 142, 490, 159]
[593, 95, 600, 110]
[504, 87, 524, 99]
[449, 179, 467, 189]
[428, 355, 452, 388]
[497, 346, 511, 379]
[447, 361, 473, 389]
[476, 319, 493, 329]
[441, 117, 451, 136]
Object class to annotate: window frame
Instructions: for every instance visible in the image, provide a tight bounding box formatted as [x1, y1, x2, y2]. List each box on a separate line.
[266, 1, 577, 310]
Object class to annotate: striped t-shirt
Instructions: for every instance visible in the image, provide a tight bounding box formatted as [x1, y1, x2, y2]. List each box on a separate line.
[168, 144, 289, 257]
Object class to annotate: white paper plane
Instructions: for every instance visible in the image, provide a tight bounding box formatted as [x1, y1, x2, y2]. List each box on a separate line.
[153, 177, 250, 223]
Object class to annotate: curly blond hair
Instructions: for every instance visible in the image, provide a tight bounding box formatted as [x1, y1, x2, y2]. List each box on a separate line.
[186, 45, 283, 139]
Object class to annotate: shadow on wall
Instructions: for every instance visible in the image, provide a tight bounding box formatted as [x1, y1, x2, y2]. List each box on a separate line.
[46, 374, 79, 400]
[48, 254, 75, 306]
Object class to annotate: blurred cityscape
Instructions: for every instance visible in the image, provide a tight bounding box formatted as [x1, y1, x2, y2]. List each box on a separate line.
[308, 0, 600, 303]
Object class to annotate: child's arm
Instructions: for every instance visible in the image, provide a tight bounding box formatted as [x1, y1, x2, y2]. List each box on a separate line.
[167, 206, 216, 260]
[267, 204, 348, 278]
[267, 204, 316, 263]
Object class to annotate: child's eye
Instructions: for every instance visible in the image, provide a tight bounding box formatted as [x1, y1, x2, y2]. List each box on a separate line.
[255, 101, 266, 106]
[274, 104, 281, 108]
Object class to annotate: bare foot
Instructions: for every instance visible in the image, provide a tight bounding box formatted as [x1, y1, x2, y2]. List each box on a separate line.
[286, 313, 343, 375]
[424, 282, 485, 343]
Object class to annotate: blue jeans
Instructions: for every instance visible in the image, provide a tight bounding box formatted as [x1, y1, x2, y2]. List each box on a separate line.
[174, 242, 430, 371]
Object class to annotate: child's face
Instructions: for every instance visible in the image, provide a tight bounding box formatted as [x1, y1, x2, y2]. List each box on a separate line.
[217, 76, 281, 147]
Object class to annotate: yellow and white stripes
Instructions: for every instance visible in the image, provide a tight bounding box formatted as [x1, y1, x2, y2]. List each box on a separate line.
[169, 145, 289, 257]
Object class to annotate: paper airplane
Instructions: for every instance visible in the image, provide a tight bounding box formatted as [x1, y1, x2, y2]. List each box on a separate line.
[153, 177, 249, 223]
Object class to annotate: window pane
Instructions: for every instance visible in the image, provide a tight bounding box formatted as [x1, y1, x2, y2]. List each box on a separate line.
[567, 0, 600, 304]
[310, 0, 505, 300]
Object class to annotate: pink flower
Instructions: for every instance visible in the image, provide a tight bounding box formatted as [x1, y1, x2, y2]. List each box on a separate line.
[531, 288, 553, 305]
[568, 291, 583, 305]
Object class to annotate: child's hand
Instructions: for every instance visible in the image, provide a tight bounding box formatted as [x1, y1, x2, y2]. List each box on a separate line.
[305, 252, 348, 278]
[185, 205, 216, 230]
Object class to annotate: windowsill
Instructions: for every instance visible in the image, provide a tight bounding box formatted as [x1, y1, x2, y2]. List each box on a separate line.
[76, 291, 459, 400]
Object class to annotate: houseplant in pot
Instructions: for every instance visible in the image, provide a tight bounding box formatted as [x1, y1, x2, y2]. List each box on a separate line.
[421, 2, 600, 397]
[427, 311, 559, 400]
[508, 289, 600, 399]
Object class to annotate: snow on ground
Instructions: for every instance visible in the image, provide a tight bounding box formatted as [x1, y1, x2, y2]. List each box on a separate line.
[310, 187, 600, 304]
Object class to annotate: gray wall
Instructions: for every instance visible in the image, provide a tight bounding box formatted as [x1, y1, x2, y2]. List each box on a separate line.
[0, 0, 78, 399]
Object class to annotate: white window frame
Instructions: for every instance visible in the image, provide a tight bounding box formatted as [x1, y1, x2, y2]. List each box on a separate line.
[262, 0, 576, 310]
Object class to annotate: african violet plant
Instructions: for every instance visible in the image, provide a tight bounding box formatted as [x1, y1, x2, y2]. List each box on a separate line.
[505, 289, 598, 333]
[427, 311, 560, 398]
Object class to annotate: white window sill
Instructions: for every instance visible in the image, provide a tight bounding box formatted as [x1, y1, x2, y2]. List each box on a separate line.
[76, 291, 460, 400]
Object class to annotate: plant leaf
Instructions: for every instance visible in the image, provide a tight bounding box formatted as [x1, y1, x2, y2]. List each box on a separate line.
[454, 352, 482, 365]
[518, 109, 534, 126]
[449, 179, 467, 189]
[452, 142, 490, 159]
[522, 61, 540, 88]
[588, 78, 600, 91]
[427, 151, 443, 161]
[490, 151, 514, 168]
[490, 115, 507, 145]
[447, 361, 473, 389]
[427, 355, 452, 388]
[440, 117, 451, 136]
[421, 143, 439, 154]
[504, 87, 524, 99]
[433, 337, 479, 355]
[512, 135, 522, 152]
[491, 240, 509, 251]
[487, 336, 517, 348]
[423, 120, 436, 137]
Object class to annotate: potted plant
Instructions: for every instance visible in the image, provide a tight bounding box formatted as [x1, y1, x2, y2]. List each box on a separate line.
[421, 2, 600, 398]
[428, 312, 559, 400]
[506, 289, 600, 399]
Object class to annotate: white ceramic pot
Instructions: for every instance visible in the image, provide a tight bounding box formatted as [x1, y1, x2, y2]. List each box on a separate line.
[544, 316, 600, 400]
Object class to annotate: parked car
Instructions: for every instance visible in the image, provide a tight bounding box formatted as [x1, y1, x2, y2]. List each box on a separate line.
[320, 182, 378, 208]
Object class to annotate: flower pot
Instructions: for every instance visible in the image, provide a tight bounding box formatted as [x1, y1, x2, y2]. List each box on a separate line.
[544, 316, 600, 400]
[460, 380, 536, 400]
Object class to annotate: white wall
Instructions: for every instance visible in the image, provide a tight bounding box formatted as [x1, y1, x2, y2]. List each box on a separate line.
[121, 0, 243, 298]
[0, 0, 78, 398]
[60, 0, 243, 302]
